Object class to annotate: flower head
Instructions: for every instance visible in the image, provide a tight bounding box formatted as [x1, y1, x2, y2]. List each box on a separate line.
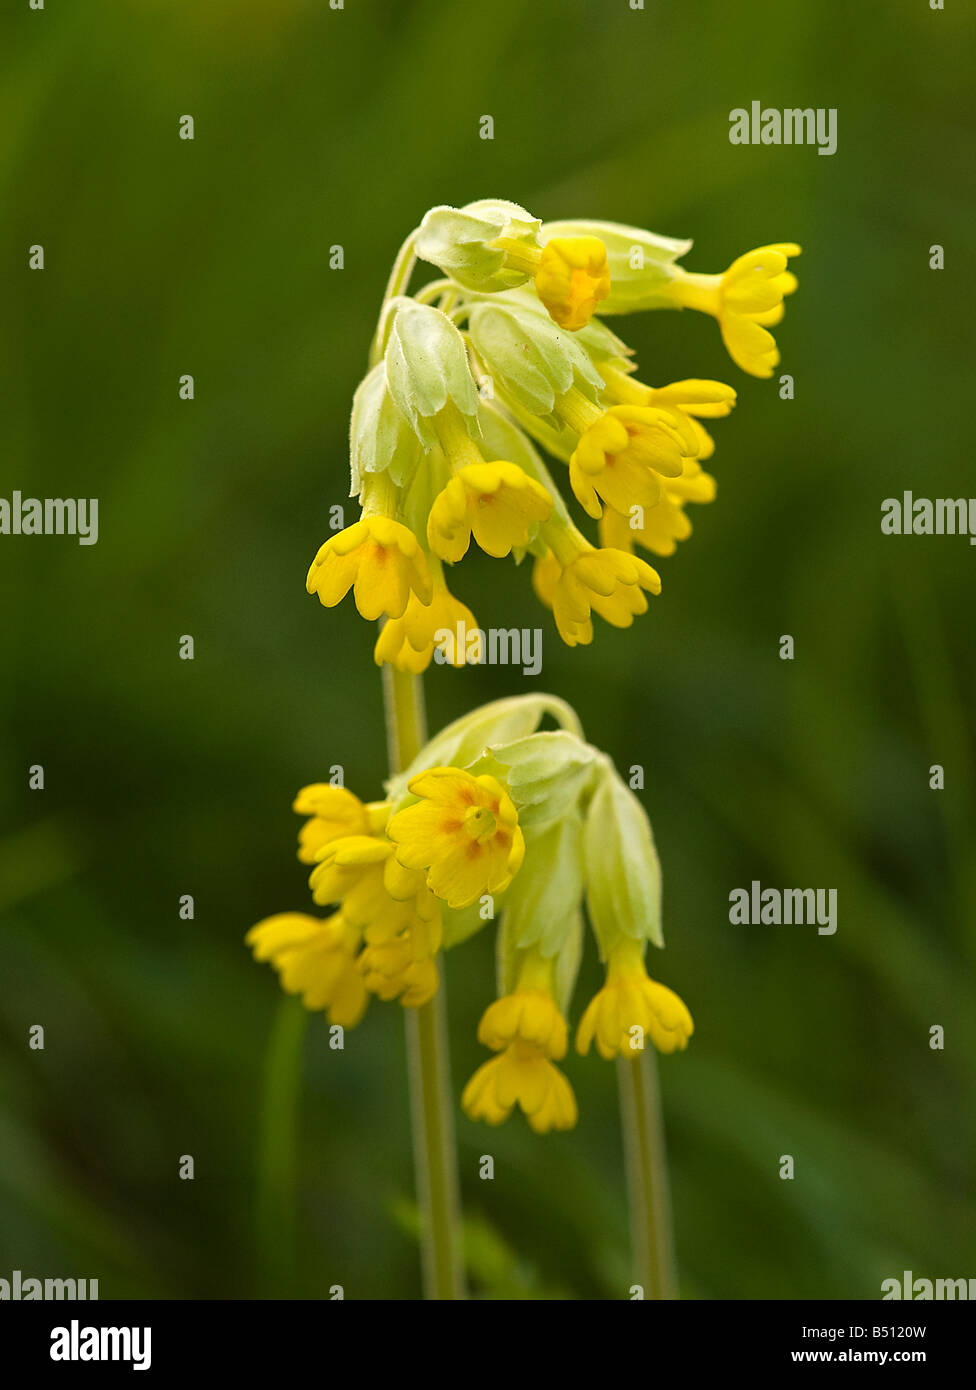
[534, 236, 611, 331]
[388, 767, 525, 909]
[427, 461, 552, 563]
[246, 912, 369, 1028]
[576, 938, 693, 1059]
[306, 515, 432, 621]
[668, 243, 801, 377]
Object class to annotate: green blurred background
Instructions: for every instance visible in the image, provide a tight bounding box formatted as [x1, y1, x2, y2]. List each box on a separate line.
[2, 0, 974, 1299]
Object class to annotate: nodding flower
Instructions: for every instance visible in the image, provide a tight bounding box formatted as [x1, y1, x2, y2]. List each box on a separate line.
[664, 242, 801, 377]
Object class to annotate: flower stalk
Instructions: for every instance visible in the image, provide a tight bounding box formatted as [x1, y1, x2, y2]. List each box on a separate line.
[617, 1050, 677, 1300]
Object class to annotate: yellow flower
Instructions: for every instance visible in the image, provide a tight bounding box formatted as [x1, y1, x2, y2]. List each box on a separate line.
[534, 236, 611, 331]
[477, 989, 569, 1058]
[576, 938, 693, 1059]
[246, 912, 368, 1028]
[667, 243, 801, 378]
[532, 532, 661, 647]
[358, 938, 440, 1007]
[308, 835, 419, 938]
[388, 767, 525, 909]
[306, 516, 432, 621]
[599, 459, 717, 558]
[374, 564, 483, 673]
[291, 784, 379, 864]
[461, 1042, 578, 1133]
[568, 404, 697, 519]
[598, 367, 737, 462]
[426, 461, 552, 563]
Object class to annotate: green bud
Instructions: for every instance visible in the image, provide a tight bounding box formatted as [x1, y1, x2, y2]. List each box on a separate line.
[467, 299, 604, 419]
[542, 218, 692, 314]
[349, 363, 424, 495]
[384, 298, 480, 450]
[583, 762, 663, 955]
[415, 199, 542, 293]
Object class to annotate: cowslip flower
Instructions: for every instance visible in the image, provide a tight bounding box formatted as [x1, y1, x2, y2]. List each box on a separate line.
[664, 242, 801, 377]
[462, 950, 577, 1134]
[373, 559, 482, 674]
[532, 528, 662, 646]
[531, 236, 611, 331]
[388, 767, 526, 909]
[426, 460, 553, 562]
[246, 912, 369, 1028]
[415, 202, 611, 332]
[306, 509, 432, 622]
[576, 936, 694, 1059]
[598, 459, 717, 558]
[596, 365, 737, 461]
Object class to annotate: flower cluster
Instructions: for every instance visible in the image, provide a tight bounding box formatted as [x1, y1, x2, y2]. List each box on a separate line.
[247, 696, 693, 1134]
[305, 199, 799, 668]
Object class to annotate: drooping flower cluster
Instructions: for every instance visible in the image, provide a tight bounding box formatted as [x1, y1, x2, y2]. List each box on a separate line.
[305, 199, 800, 668]
[247, 696, 693, 1134]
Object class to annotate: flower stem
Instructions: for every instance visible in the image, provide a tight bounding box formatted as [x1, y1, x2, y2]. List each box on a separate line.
[256, 996, 307, 1295]
[381, 662, 466, 1299]
[617, 1050, 677, 1299]
[369, 229, 419, 367]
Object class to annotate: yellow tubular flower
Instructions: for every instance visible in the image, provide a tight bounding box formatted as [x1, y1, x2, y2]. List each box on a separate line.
[308, 835, 419, 940]
[569, 406, 697, 519]
[246, 912, 368, 1028]
[599, 459, 717, 558]
[358, 937, 440, 1007]
[666, 243, 801, 378]
[388, 767, 525, 909]
[427, 461, 553, 563]
[576, 936, 693, 1060]
[476, 951, 570, 1058]
[306, 515, 433, 621]
[374, 560, 483, 673]
[534, 236, 611, 331]
[533, 528, 662, 647]
[461, 1043, 578, 1133]
[598, 366, 737, 462]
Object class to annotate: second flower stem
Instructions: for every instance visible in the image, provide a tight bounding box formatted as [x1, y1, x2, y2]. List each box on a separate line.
[382, 662, 466, 1300]
[617, 1050, 677, 1300]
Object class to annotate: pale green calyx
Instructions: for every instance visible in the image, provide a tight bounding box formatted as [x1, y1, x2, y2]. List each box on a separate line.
[542, 218, 692, 314]
[349, 363, 424, 495]
[583, 759, 664, 955]
[415, 199, 543, 293]
[383, 298, 480, 451]
[466, 299, 605, 418]
[386, 693, 584, 806]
